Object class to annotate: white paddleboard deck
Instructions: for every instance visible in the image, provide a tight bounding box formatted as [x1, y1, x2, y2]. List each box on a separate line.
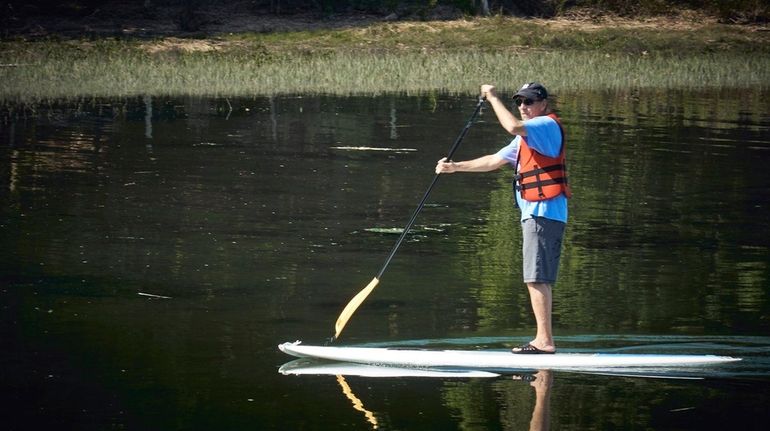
[279, 341, 740, 370]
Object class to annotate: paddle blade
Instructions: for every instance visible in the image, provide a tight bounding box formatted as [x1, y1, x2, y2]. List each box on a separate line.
[334, 277, 380, 340]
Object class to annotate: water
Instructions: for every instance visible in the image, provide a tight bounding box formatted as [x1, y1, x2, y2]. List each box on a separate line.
[2, 91, 769, 430]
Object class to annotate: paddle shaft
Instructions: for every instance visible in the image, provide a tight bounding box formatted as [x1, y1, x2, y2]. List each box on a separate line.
[376, 96, 486, 279]
[332, 97, 485, 341]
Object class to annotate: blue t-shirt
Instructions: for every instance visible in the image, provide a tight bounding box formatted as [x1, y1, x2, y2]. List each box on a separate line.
[495, 115, 568, 223]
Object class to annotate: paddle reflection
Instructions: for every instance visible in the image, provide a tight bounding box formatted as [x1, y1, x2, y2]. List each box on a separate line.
[336, 375, 380, 429]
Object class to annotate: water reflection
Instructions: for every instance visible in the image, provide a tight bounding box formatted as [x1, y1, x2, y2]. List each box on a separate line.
[343, 370, 554, 431]
[280, 347, 769, 430]
[522, 370, 552, 431]
[281, 359, 553, 431]
[336, 375, 380, 429]
[2, 91, 770, 429]
[278, 333, 770, 429]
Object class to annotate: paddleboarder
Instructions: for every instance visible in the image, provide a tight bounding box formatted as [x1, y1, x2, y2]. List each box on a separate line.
[435, 82, 571, 354]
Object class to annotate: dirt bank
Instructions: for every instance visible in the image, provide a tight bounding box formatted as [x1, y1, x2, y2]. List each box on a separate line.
[4, 1, 762, 40]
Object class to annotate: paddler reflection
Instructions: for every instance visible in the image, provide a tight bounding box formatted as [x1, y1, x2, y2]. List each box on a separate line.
[280, 359, 554, 430]
[333, 370, 554, 431]
[514, 370, 553, 431]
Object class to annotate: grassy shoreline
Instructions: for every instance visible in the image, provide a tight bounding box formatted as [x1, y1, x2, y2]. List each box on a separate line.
[2, 17, 769, 101]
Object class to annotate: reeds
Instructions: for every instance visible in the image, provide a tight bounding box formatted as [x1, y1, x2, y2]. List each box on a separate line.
[2, 33, 768, 101]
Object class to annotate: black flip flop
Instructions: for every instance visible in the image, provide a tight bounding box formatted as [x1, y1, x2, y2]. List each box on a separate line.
[511, 343, 556, 354]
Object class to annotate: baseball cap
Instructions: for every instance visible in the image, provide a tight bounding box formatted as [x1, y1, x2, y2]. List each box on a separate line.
[513, 82, 548, 101]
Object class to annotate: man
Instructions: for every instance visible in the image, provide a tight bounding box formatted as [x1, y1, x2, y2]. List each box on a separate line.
[435, 82, 571, 354]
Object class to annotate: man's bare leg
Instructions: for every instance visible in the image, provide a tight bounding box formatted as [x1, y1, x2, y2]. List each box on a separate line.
[526, 282, 555, 353]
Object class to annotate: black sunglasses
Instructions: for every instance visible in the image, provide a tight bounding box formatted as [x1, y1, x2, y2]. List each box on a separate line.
[514, 98, 538, 107]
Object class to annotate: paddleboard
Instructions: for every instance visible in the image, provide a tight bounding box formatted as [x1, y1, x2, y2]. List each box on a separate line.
[278, 341, 740, 371]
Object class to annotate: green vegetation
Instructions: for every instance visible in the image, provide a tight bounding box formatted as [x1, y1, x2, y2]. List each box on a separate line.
[246, 17, 766, 55]
[1, 16, 768, 101]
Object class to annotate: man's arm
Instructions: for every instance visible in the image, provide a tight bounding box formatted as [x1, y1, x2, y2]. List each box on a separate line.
[482, 84, 527, 136]
[435, 154, 508, 174]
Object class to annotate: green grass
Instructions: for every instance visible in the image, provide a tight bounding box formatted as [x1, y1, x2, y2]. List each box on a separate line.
[1, 17, 768, 101]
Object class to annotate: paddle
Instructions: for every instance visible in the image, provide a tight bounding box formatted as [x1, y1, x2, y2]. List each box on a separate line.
[332, 96, 487, 341]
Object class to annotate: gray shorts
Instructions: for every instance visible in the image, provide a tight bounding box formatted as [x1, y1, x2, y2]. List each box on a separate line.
[522, 216, 566, 284]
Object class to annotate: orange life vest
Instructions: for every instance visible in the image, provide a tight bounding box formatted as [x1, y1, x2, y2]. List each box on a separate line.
[515, 113, 572, 202]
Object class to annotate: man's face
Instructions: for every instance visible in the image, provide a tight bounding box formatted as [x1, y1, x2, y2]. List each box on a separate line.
[516, 98, 548, 120]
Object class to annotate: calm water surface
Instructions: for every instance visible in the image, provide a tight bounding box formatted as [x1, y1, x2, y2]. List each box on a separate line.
[2, 91, 770, 430]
